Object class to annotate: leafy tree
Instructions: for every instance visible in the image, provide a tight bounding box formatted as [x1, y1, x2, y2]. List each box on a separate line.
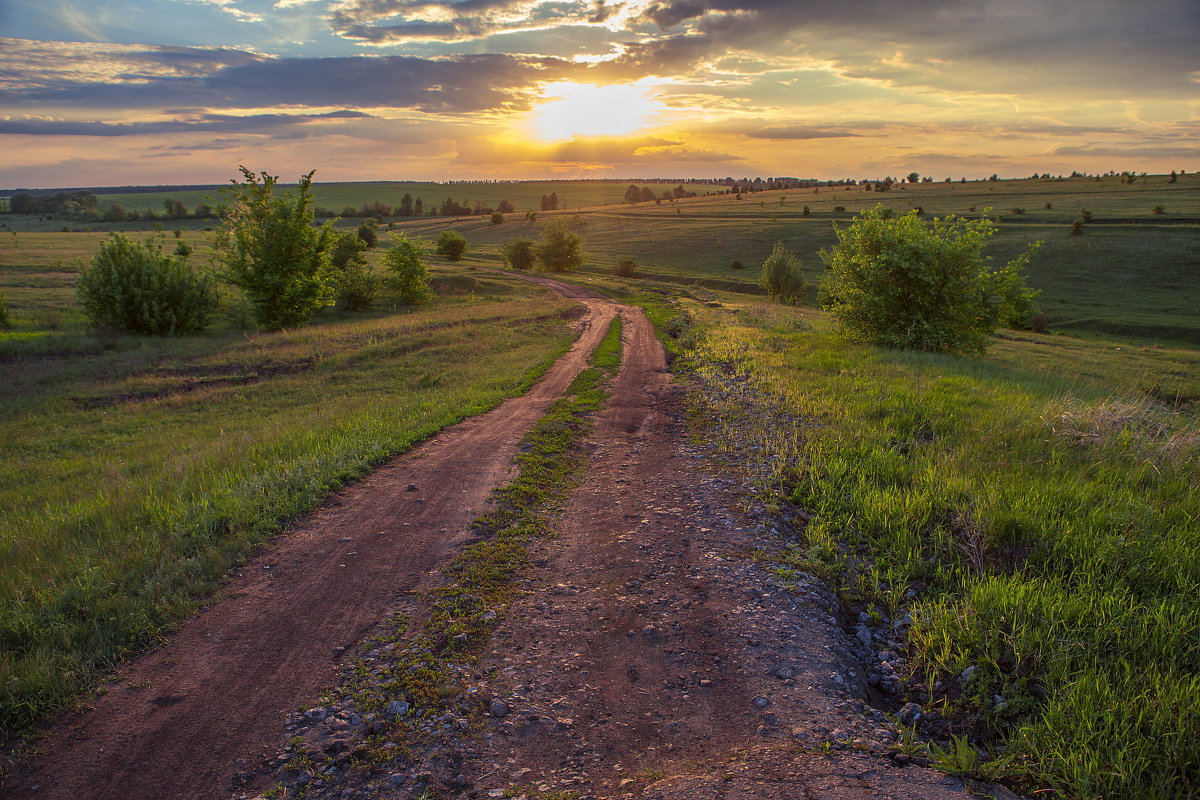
[414, 198, 424, 216]
[818, 206, 1040, 354]
[104, 203, 127, 223]
[381, 233, 432, 304]
[435, 229, 468, 260]
[536, 218, 583, 272]
[1168, 170, 1177, 183]
[497, 200, 516, 214]
[540, 192, 559, 211]
[357, 217, 379, 247]
[500, 237, 536, 270]
[76, 233, 216, 335]
[907, 172, 920, 184]
[398, 193, 414, 216]
[208, 167, 337, 330]
[759, 242, 805, 304]
[329, 232, 380, 310]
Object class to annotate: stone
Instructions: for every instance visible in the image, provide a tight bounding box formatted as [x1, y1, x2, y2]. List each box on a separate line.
[386, 700, 410, 718]
[752, 695, 771, 709]
[490, 699, 510, 718]
[897, 702, 922, 725]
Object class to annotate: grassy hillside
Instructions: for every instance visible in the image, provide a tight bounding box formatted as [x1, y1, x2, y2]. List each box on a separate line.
[0, 244, 579, 734]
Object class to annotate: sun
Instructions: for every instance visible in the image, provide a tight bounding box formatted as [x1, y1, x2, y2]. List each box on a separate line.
[526, 82, 662, 141]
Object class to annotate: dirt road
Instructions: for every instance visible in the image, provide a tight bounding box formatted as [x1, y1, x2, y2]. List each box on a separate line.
[5, 276, 983, 800]
[4, 282, 620, 800]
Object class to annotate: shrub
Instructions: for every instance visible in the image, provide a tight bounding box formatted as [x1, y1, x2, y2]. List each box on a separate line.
[1044, 202, 1053, 210]
[614, 258, 637, 277]
[491, 212, 504, 225]
[1152, 205, 1165, 215]
[730, 259, 744, 270]
[76, 233, 217, 335]
[500, 237, 536, 270]
[0, 291, 10, 329]
[759, 242, 806, 304]
[208, 168, 337, 330]
[357, 218, 379, 248]
[834, 205, 845, 212]
[1079, 208, 1093, 223]
[1010, 207, 1025, 215]
[330, 232, 380, 310]
[435, 229, 468, 261]
[174, 241, 193, 258]
[818, 206, 1040, 354]
[802, 205, 811, 216]
[381, 233, 432, 304]
[1070, 221, 1084, 235]
[535, 218, 583, 272]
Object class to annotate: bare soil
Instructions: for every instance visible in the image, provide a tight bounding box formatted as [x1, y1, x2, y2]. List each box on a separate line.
[3, 276, 989, 800]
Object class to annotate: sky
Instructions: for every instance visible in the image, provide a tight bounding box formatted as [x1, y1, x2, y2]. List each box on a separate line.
[1, 0, 1198, 188]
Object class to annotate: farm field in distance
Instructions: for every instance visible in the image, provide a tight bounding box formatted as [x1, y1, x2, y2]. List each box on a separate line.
[1, 174, 1197, 798]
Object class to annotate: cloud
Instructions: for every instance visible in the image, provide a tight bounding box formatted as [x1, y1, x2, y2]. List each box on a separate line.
[454, 133, 746, 169]
[0, 110, 375, 137]
[328, 0, 607, 44]
[0, 39, 580, 115]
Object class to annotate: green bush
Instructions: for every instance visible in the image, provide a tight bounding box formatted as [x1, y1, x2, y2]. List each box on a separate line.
[382, 233, 432, 304]
[500, 237, 536, 270]
[818, 206, 1040, 354]
[330, 232, 381, 310]
[491, 212, 504, 225]
[357, 218, 379, 248]
[759, 242, 806, 304]
[614, 258, 637, 277]
[208, 168, 337, 330]
[76, 233, 217, 335]
[435, 229, 468, 261]
[535, 218, 583, 272]
[173, 241, 193, 258]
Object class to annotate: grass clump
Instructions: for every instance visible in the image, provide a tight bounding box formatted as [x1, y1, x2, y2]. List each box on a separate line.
[679, 298, 1199, 799]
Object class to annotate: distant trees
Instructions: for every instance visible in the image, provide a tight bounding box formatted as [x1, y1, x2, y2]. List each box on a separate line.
[540, 192, 559, 211]
[536, 219, 583, 272]
[497, 200, 516, 214]
[76, 233, 216, 335]
[208, 167, 337, 330]
[907, 172, 920, 184]
[819, 206, 1040, 354]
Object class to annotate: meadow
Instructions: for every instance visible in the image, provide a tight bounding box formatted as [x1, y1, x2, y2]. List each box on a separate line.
[1, 175, 1198, 798]
[0, 236, 578, 734]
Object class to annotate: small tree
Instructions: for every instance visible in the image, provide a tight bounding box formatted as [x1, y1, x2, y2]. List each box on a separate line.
[500, 237, 536, 270]
[819, 206, 1039, 354]
[907, 172, 920, 184]
[491, 212, 504, 225]
[330, 232, 381, 310]
[614, 258, 637, 277]
[76, 233, 216, 335]
[435, 229, 468, 261]
[759, 242, 805, 304]
[535, 218, 583, 272]
[381, 233, 431, 304]
[357, 218, 379, 248]
[208, 168, 337, 330]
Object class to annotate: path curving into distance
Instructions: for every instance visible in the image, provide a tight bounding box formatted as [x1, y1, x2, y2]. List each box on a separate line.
[4, 279, 621, 800]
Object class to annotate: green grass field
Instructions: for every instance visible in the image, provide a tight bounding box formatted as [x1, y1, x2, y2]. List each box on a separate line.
[0, 242, 579, 735]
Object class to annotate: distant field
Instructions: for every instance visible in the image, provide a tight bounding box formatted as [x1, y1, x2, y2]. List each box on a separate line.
[402, 176, 1200, 344]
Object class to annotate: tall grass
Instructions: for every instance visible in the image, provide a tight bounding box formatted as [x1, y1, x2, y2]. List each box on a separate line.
[680, 299, 1199, 798]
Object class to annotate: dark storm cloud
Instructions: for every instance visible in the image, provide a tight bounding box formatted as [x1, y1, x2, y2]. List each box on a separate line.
[0, 110, 374, 137]
[1, 40, 579, 116]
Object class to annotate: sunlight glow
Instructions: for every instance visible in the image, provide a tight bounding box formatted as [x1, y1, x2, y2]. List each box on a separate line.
[526, 82, 663, 141]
